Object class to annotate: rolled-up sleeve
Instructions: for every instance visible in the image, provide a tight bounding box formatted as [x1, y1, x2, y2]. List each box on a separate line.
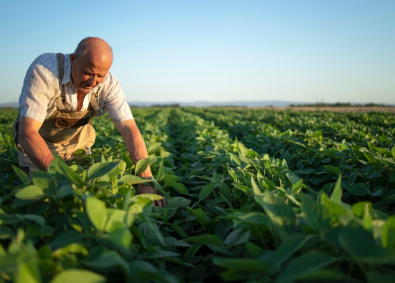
[19, 53, 57, 122]
[102, 73, 133, 122]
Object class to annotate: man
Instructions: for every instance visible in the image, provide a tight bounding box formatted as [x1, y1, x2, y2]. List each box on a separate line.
[13, 37, 165, 207]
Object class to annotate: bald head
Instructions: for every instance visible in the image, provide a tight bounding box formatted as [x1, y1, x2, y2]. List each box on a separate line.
[70, 37, 113, 94]
[74, 37, 113, 66]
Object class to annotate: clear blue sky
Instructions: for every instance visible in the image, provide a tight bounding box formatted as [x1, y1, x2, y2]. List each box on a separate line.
[1, 0, 394, 104]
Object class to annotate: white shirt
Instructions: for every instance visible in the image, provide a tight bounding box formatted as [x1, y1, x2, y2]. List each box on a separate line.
[19, 53, 133, 122]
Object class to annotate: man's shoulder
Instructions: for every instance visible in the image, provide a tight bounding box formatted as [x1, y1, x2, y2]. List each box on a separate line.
[28, 53, 59, 79]
[31, 53, 57, 66]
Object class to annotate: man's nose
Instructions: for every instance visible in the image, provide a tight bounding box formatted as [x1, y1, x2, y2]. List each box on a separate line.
[88, 75, 97, 87]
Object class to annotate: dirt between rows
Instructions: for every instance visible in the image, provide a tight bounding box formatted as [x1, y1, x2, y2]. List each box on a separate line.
[250, 107, 395, 113]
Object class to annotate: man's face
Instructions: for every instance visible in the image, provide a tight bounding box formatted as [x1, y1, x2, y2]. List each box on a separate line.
[70, 53, 112, 94]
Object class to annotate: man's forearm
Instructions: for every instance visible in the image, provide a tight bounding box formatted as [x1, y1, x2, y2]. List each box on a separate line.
[115, 120, 153, 178]
[124, 131, 153, 178]
[19, 131, 54, 170]
[115, 119, 165, 207]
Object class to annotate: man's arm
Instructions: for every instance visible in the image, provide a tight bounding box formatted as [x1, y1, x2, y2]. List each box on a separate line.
[18, 116, 54, 170]
[113, 119, 166, 207]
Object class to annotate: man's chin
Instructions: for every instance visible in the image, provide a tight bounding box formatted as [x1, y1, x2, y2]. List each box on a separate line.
[78, 87, 92, 94]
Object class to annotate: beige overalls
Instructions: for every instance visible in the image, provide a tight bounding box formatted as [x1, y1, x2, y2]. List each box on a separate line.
[13, 53, 100, 175]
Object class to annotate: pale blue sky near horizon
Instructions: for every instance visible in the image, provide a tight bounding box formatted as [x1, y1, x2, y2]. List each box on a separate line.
[0, 0, 394, 104]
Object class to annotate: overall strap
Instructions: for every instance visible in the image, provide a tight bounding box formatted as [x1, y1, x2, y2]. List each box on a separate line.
[89, 89, 100, 111]
[55, 53, 66, 111]
[56, 53, 65, 81]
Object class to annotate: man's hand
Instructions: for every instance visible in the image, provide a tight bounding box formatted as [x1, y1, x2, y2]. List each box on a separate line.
[113, 119, 166, 207]
[137, 184, 166, 208]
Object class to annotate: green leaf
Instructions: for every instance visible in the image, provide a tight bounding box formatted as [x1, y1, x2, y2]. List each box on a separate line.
[224, 229, 250, 246]
[164, 237, 191, 248]
[53, 243, 88, 258]
[118, 175, 153, 185]
[368, 171, 382, 179]
[389, 172, 395, 183]
[104, 209, 134, 232]
[87, 161, 120, 181]
[140, 250, 180, 260]
[55, 186, 74, 199]
[121, 152, 133, 169]
[382, 216, 395, 248]
[277, 252, 335, 283]
[135, 158, 150, 175]
[48, 154, 67, 179]
[246, 242, 263, 258]
[213, 257, 267, 281]
[364, 152, 377, 164]
[274, 234, 310, 267]
[14, 257, 41, 283]
[173, 182, 189, 195]
[130, 261, 178, 282]
[129, 197, 153, 215]
[218, 183, 231, 198]
[12, 165, 29, 184]
[296, 269, 346, 281]
[73, 149, 86, 157]
[139, 220, 164, 246]
[183, 244, 202, 262]
[50, 231, 81, 249]
[148, 143, 162, 155]
[106, 223, 133, 248]
[302, 195, 331, 231]
[184, 234, 223, 247]
[16, 214, 45, 226]
[61, 163, 84, 187]
[321, 193, 350, 220]
[82, 250, 129, 271]
[251, 177, 262, 195]
[0, 226, 15, 239]
[345, 183, 370, 196]
[132, 194, 164, 202]
[51, 269, 105, 283]
[189, 208, 210, 229]
[167, 224, 188, 238]
[157, 159, 165, 181]
[164, 175, 178, 187]
[330, 175, 342, 203]
[314, 130, 323, 137]
[86, 197, 107, 231]
[213, 172, 224, 183]
[255, 191, 296, 239]
[339, 225, 377, 258]
[324, 165, 342, 175]
[199, 183, 215, 200]
[291, 178, 304, 194]
[15, 185, 44, 200]
[33, 176, 57, 195]
[352, 202, 372, 217]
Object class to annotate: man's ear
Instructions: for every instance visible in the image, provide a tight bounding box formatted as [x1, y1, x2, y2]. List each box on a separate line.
[70, 53, 76, 65]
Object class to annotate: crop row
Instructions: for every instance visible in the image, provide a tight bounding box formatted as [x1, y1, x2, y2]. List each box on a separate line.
[0, 108, 394, 282]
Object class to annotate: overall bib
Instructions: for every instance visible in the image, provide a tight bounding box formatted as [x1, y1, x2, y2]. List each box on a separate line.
[13, 53, 99, 175]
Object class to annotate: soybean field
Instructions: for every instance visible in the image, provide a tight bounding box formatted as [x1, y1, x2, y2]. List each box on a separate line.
[0, 107, 395, 283]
